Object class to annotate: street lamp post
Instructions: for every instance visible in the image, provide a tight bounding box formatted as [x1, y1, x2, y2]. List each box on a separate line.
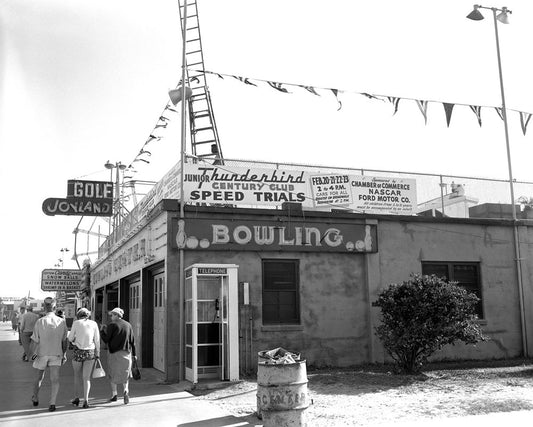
[105, 161, 127, 241]
[60, 248, 69, 268]
[467, 5, 528, 356]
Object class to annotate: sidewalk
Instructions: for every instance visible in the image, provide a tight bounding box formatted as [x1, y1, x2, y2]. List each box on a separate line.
[0, 322, 255, 426]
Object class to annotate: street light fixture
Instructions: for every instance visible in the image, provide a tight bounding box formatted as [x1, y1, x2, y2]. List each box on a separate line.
[466, 4, 527, 356]
[55, 248, 69, 269]
[104, 161, 127, 238]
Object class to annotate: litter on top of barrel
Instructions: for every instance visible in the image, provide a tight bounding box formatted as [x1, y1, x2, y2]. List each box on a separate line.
[259, 347, 301, 364]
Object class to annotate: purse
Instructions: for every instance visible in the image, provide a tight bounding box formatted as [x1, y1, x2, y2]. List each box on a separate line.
[91, 358, 106, 379]
[131, 357, 141, 380]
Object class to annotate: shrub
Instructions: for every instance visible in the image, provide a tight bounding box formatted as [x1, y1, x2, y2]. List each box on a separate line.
[373, 273, 486, 374]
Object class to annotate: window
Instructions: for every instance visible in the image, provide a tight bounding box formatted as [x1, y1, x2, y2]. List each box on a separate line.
[262, 259, 300, 324]
[422, 262, 483, 318]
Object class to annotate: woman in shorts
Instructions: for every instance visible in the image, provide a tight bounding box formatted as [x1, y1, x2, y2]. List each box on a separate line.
[68, 308, 100, 408]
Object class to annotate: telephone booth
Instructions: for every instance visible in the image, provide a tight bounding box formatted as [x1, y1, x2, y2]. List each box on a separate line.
[184, 264, 239, 383]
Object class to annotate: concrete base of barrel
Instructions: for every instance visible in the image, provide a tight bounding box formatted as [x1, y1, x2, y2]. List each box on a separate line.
[262, 408, 308, 427]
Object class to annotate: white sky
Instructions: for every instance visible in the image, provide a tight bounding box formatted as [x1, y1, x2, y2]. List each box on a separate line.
[1, 0, 533, 298]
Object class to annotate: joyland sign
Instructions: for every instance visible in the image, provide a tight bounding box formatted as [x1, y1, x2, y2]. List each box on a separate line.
[42, 179, 113, 216]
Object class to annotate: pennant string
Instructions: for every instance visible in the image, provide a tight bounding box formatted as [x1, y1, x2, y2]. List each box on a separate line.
[193, 69, 532, 127]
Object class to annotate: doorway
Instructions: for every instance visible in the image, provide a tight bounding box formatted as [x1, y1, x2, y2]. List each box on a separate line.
[128, 279, 141, 352]
[153, 272, 166, 372]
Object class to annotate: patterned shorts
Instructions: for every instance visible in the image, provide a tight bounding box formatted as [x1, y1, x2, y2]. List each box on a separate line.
[73, 348, 95, 362]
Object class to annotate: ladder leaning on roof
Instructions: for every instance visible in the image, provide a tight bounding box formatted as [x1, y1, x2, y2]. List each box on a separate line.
[178, 0, 224, 164]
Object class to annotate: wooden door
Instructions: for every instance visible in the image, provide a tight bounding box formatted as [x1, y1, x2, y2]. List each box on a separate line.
[152, 273, 166, 372]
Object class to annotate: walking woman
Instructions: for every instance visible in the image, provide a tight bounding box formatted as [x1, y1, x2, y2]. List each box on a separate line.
[68, 308, 100, 408]
[100, 307, 136, 404]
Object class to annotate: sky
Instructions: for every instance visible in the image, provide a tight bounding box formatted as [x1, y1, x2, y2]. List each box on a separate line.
[1, 0, 533, 299]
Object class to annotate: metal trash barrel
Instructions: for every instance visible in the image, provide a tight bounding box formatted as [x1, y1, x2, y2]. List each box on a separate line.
[256, 349, 309, 427]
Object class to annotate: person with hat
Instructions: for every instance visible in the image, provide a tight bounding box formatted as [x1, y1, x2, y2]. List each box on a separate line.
[100, 307, 136, 404]
[29, 297, 68, 412]
[67, 307, 101, 408]
[19, 306, 40, 362]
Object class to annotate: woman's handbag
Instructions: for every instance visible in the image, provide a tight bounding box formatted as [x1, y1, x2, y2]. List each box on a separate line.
[91, 358, 106, 379]
[131, 357, 141, 381]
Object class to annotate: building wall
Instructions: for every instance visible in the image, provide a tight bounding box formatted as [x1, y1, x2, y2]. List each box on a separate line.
[375, 219, 524, 362]
[176, 208, 530, 368]
[93, 202, 533, 379]
[183, 249, 370, 367]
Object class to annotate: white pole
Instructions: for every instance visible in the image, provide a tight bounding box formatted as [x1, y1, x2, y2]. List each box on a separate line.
[490, 7, 527, 356]
[178, 0, 189, 382]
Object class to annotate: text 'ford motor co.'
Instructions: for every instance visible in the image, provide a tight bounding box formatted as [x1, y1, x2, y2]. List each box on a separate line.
[183, 164, 416, 215]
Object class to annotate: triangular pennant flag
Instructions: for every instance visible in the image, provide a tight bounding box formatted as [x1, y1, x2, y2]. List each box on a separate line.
[155, 122, 168, 129]
[133, 158, 150, 164]
[165, 106, 178, 113]
[331, 89, 342, 110]
[443, 103, 455, 127]
[233, 76, 257, 86]
[138, 149, 151, 156]
[267, 81, 290, 93]
[416, 100, 429, 125]
[299, 85, 320, 96]
[190, 76, 200, 84]
[520, 112, 532, 135]
[146, 134, 161, 144]
[387, 97, 401, 115]
[495, 107, 504, 120]
[215, 73, 224, 79]
[469, 105, 482, 127]
[361, 93, 382, 101]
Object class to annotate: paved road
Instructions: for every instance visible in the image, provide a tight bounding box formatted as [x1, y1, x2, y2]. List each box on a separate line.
[0, 321, 255, 426]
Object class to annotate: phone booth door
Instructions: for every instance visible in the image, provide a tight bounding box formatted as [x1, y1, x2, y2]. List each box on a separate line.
[185, 264, 239, 383]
